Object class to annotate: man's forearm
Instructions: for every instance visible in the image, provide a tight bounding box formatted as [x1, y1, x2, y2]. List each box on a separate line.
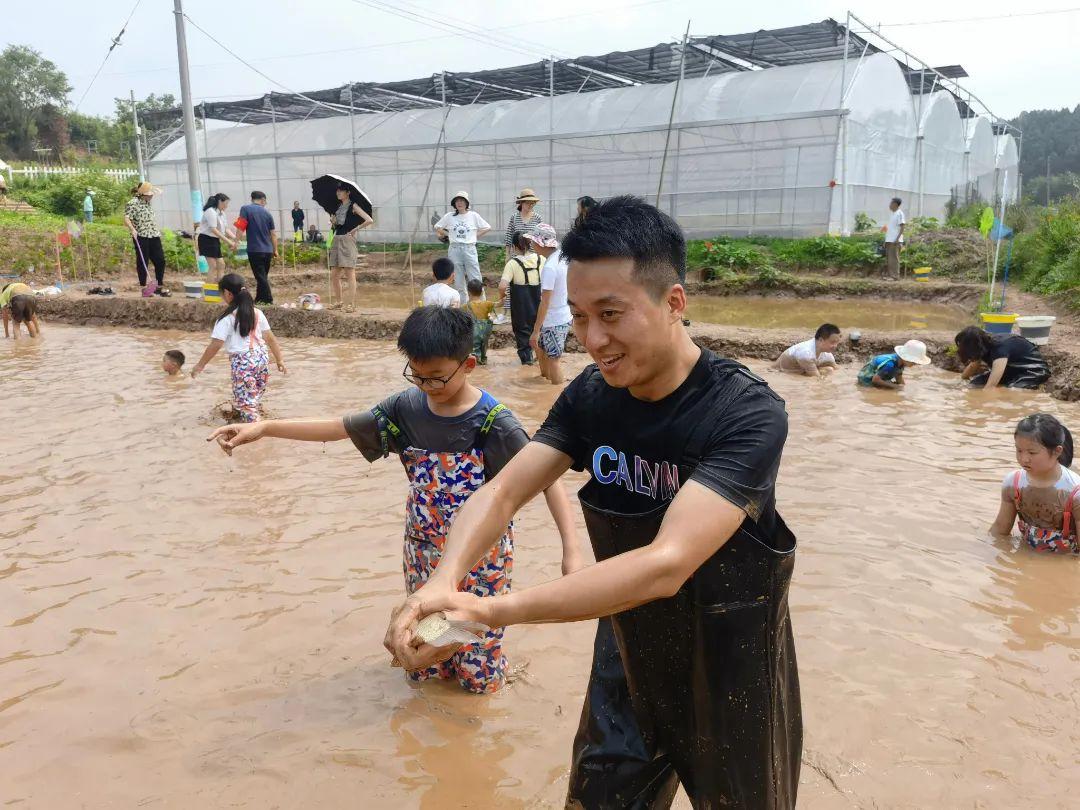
[490, 544, 681, 626]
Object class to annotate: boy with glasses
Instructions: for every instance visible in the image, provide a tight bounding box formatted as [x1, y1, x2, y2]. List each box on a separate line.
[207, 305, 581, 693]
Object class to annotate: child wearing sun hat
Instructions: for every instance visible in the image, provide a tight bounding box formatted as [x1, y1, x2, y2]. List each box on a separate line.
[857, 339, 932, 389]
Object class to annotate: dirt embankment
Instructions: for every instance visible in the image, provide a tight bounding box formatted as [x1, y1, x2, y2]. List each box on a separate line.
[33, 294, 1080, 402]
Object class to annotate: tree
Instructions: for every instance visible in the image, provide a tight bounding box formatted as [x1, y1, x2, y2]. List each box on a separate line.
[0, 45, 72, 158]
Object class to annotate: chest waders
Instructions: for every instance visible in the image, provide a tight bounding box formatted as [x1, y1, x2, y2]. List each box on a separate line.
[508, 257, 541, 364]
[567, 370, 802, 809]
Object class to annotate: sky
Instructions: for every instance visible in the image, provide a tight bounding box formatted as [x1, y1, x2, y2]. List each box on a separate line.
[3, 0, 1078, 122]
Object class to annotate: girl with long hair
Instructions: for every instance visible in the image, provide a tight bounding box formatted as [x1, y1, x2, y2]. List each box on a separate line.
[197, 193, 237, 280]
[191, 273, 286, 421]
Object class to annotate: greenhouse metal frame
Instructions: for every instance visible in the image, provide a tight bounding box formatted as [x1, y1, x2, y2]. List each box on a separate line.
[148, 13, 1020, 241]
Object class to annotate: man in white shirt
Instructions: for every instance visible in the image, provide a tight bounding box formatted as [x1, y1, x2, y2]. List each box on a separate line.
[526, 224, 572, 385]
[884, 197, 905, 278]
[422, 257, 462, 308]
[434, 191, 491, 304]
[775, 323, 842, 376]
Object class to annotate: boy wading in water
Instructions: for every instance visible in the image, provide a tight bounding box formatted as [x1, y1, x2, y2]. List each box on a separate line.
[386, 197, 802, 807]
[208, 306, 582, 693]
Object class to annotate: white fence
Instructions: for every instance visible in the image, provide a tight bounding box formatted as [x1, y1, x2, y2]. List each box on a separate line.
[7, 165, 139, 183]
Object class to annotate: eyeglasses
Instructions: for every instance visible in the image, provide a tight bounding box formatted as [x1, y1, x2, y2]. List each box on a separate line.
[402, 358, 467, 390]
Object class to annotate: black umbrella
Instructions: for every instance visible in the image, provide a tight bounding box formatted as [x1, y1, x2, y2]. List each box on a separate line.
[310, 174, 373, 232]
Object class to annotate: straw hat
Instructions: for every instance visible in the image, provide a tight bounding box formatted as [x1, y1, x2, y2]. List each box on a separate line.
[524, 223, 558, 248]
[450, 190, 470, 209]
[516, 188, 540, 203]
[134, 181, 156, 196]
[895, 339, 931, 365]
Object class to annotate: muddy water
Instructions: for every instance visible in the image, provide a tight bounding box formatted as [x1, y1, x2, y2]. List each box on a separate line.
[3, 326, 1078, 809]
[288, 282, 972, 332]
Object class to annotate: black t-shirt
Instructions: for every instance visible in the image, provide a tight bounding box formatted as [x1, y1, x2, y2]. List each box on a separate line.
[986, 334, 1042, 367]
[291, 209, 304, 227]
[533, 348, 787, 536]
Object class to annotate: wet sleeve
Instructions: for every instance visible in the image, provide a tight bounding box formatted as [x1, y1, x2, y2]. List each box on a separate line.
[690, 387, 788, 522]
[343, 393, 399, 462]
[481, 411, 530, 479]
[210, 317, 231, 342]
[532, 373, 588, 470]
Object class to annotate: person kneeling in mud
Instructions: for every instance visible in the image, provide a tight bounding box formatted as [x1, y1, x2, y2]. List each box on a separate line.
[207, 306, 583, 694]
[1, 282, 41, 340]
[991, 413, 1080, 554]
[856, 339, 932, 389]
[775, 323, 841, 376]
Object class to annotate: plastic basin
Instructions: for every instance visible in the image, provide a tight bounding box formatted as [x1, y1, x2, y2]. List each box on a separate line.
[1015, 315, 1056, 345]
[980, 312, 1017, 334]
[203, 283, 222, 303]
[183, 280, 204, 299]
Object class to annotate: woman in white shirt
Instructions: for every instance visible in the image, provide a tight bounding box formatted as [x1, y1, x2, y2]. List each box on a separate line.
[197, 193, 237, 280]
[434, 190, 491, 305]
[190, 273, 286, 422]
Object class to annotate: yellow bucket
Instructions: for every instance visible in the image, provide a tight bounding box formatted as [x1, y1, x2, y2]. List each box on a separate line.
[980, 312, 1017, 334]
[913, 266, 932, 282]
[203, 282, 222, 303]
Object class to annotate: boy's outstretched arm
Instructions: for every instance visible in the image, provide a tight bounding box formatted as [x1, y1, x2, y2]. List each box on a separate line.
[541, 482, 585, 575]
[207, 418, 349, 456]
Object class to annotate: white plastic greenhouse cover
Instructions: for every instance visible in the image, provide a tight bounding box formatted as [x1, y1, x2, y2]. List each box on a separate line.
[964, 116, 997, 204]
[914, 91, 966, 220]
[994, 134, 1019, 203]
[149, 52, 972, 238]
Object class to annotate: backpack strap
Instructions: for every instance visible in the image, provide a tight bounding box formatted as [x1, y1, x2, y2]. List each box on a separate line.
[371, 405, 408, 458]
[1063, 483, 1080, 538]
[512, 256, 539, 285]
[474, 391, 506, 453]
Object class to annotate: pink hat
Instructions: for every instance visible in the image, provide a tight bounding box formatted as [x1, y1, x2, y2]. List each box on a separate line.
[524, 223, 558, 248]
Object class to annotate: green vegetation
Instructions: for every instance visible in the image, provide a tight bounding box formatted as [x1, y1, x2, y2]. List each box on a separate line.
[1011, 106, 1080, 205]
[1013, 200, 1080, 297]
[9, 171, 131, 218]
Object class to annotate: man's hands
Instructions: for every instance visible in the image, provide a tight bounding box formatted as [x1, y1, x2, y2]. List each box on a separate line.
[384, 588, 493, 671]
[207, 422, 266, 456]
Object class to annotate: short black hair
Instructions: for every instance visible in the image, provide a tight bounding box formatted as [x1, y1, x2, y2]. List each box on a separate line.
[432, 257, 455, 281]
[560, 195, 686, 299]
[398, 305, 473, 362]
[466, 278, 484, 296]
[891, 197, 902, 206]
[814, 323, 841, 340]
[250, 190, 266, 201]
[163, 349, 186, 367]
[511, 230, 531, 253]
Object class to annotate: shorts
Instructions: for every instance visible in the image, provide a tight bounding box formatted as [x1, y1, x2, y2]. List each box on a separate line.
[539, 322, 571, 358]
[9, 294, 37, 323]
[328, 231, 359, 268]
[197, 233, 222, 258]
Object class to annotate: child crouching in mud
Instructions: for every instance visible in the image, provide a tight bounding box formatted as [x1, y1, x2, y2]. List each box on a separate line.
[207, 306, 583, 693]
[991, 413, 1080, 554]
[190, 273, 286, 421]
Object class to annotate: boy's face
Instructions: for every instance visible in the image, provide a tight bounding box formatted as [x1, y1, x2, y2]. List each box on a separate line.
[406, 355, 475, 404]
[162, 357, 181, 375]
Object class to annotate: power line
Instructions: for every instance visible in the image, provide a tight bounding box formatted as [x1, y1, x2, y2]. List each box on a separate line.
[69, 0, 667, 82]
[72, 0, 144, 112]
[346, 0, 572, 62]
[181, 14, 347, 118]
[875, 6, 1080, 27]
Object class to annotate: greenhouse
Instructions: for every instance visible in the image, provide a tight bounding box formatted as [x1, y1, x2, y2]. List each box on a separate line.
[147, 19, 1019, 240]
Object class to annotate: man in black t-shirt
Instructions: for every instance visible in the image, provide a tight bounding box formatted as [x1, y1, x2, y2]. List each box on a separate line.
[386, 196, 801, 809]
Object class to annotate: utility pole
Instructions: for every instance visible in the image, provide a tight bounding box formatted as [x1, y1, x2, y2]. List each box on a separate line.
[172, 0, 203, 227]
[130, 89, 146, 181]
